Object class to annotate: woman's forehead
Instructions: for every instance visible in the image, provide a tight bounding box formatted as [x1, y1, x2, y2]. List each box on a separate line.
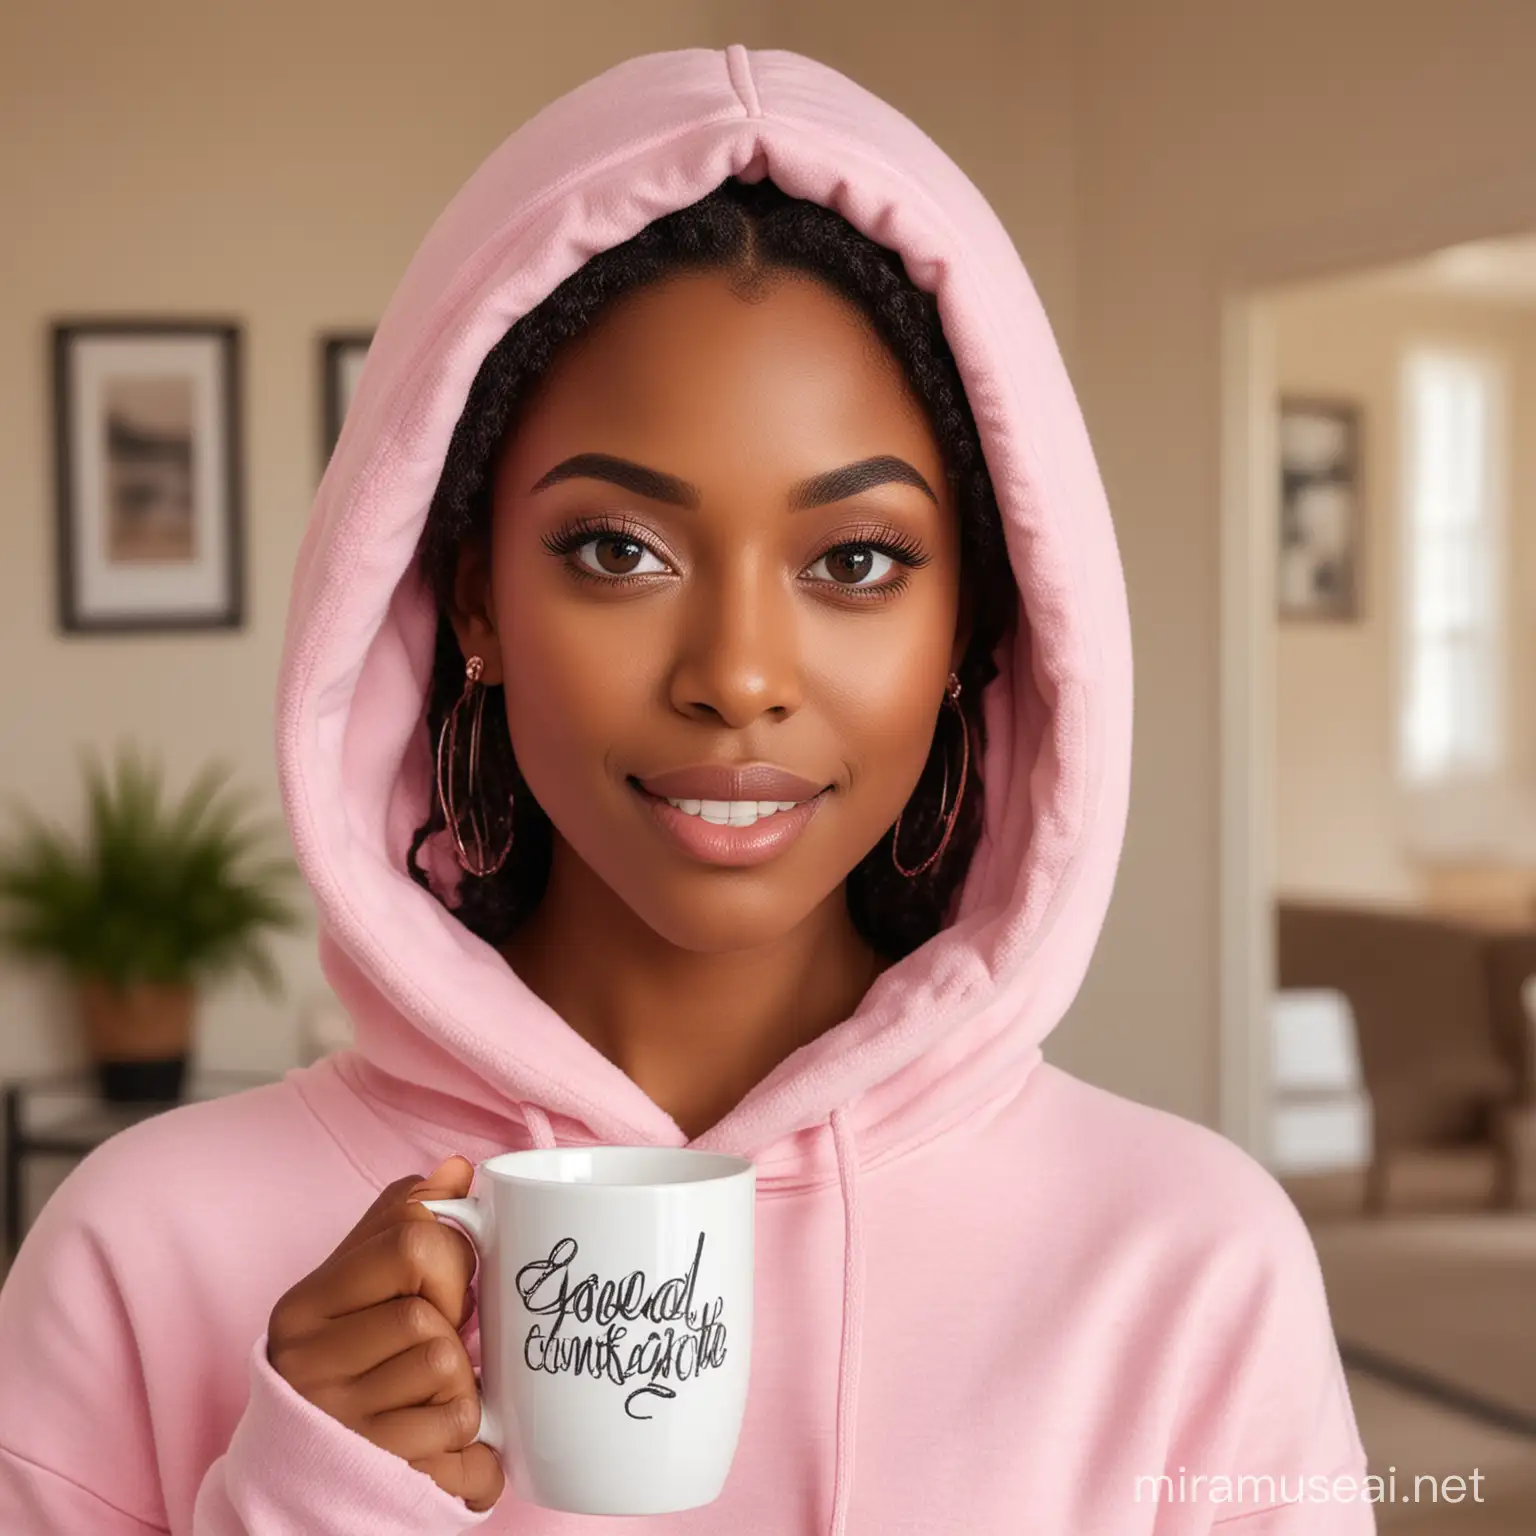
[498, 270, 945, 492]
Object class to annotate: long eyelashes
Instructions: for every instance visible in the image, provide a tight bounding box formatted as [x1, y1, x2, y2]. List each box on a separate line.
[539, 513, 931, 599]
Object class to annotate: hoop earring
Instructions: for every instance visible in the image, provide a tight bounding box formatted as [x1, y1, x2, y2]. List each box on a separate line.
[434, 655, 514, 877]
[891, 671, 970, 879]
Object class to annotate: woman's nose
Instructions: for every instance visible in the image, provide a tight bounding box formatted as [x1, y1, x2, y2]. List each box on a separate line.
[667, 561, 803, 729]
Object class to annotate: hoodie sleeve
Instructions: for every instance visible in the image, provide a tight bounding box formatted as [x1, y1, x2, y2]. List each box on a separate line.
[0, 1170, 496, 1534]
[190, 1332, 496, 1533]
[1152, 1166, 1377, 1534]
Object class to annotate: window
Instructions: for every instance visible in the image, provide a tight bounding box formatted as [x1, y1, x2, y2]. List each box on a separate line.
[1399, 346, 1505, 784]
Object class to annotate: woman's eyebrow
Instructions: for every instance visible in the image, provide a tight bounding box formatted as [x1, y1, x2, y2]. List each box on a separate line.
[789, 455, 938, 509]
[529, 452, 938, 508]
[531, 453, 696, 506]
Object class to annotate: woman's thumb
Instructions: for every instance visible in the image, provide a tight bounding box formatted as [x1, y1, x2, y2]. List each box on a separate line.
[408, 1154, 474, 1201]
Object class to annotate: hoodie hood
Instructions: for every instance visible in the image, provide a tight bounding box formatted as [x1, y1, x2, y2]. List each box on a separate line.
[276, 42, 1131, 1177]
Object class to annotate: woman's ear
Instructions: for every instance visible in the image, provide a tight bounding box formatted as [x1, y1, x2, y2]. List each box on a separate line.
[449, 539, 505, 685]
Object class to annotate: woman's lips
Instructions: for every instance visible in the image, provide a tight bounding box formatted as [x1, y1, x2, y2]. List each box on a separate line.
[635, 763, 827, 803]
[627, 778, 829, 868]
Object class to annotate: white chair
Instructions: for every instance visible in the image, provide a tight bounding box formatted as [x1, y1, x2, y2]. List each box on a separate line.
[1268, 989, 1373, 1176]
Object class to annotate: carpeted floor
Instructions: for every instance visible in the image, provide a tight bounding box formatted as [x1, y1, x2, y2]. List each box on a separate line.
[1317, 1216, 1536, 1425]
[1286, 1160, 1536, 1532]
[1287, 1158, 1536, 1424]
[1350, 1368, 1536, 1533]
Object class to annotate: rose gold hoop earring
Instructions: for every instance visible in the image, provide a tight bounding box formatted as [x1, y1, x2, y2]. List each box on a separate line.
[434, 655, 514, 877]
[891, 671, 970, 879]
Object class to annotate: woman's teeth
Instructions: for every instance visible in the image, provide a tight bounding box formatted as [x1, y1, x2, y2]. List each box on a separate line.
[663, 798, 802, 827]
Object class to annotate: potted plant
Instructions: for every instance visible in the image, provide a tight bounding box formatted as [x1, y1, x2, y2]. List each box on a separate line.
[0, 742, 307, 1103]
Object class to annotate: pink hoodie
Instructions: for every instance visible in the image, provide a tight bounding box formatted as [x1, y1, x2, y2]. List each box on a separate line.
[0, 44, 1374, 1536]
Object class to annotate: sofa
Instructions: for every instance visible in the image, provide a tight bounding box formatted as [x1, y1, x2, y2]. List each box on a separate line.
[1275, 899, 1536, 1213]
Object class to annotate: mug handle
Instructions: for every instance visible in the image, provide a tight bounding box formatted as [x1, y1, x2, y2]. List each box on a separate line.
[418, 1195, 504, 1455]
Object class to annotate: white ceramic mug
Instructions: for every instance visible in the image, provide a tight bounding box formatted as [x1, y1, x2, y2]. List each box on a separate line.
[421, 1146, 756, 1515]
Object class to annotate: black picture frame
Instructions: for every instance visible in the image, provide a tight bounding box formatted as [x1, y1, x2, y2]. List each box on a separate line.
[52, 318, 244, 634]
[320, 330, 374, 469]
[1277, 395, 1363, 623]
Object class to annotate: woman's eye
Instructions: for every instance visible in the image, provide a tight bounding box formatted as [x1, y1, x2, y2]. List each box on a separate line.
[807, 545, 897, 587]
[574, 534, 668, 578]
[553, 526, 917, 591]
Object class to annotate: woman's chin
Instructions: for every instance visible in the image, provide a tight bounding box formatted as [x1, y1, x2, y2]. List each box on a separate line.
[626, 887, 823, 958]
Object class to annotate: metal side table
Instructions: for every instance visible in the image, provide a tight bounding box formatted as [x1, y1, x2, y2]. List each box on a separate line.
[2, 1069, 279, 1262]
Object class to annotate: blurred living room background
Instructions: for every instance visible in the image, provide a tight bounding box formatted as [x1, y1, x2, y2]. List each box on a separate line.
[3, 1, 1535, 1527]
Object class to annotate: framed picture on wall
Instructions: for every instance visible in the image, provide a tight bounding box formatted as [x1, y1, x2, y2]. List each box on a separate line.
[52, 319, 244, 633]
[1277, 396, 1362, 622]
[320, 330, 374, 467]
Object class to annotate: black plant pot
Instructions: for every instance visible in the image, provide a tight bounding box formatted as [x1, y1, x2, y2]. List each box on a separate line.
[96, 1055, 189, 1104]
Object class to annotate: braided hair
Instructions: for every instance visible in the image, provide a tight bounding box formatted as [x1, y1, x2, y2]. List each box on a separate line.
[407, 175, 1018, 962]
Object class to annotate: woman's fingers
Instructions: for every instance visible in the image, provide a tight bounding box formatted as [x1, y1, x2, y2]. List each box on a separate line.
[327, 1173, 431, 1257]
[348, 1331, 477, 1419]
[287, 1214, 477, 1334]
[263, 1155, 504, 1512]
[366, 1389, 484, 1463]
[410, 1443, 507, 1515]
[269, 1294, 457, 1392]
[332, 1157, 476, 1258]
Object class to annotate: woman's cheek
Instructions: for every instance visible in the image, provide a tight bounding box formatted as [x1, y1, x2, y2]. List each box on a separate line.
[503, 598, 659, 763]
[809, 616, 943, 730]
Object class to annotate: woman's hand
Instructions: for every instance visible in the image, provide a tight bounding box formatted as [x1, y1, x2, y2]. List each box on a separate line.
[265, 1155, 505, 1513]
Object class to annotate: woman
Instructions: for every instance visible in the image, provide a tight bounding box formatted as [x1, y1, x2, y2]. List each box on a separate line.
[0, 45, 1373, 1535]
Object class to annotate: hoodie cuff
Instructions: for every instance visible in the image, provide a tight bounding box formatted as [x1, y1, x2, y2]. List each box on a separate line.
[211, 1332, 495, 1533]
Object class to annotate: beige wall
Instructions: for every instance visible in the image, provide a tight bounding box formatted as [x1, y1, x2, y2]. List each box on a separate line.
[0, 0, 1076, 1079]
[0, 0, 747, 1075]
[770, 0, 1079, 367]
[1062, 0, 1536, 1126]
[1268, 281, 1536, 903]
[8, 0, 1536, 1137]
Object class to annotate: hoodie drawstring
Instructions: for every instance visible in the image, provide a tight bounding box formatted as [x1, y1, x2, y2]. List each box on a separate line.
[519, 1100, 557, 1150]
[828, 1106, 864, 1536]
[517, 1102, 863, 1535]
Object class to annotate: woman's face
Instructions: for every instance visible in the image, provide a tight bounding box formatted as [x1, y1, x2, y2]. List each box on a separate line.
[451, 267, 970, 954]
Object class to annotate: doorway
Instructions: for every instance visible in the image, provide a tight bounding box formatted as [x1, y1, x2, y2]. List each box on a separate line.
[1220, 216, 1536, 1166]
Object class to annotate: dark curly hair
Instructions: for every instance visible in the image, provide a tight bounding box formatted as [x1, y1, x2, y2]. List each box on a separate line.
[406, 175, 1018, 962]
